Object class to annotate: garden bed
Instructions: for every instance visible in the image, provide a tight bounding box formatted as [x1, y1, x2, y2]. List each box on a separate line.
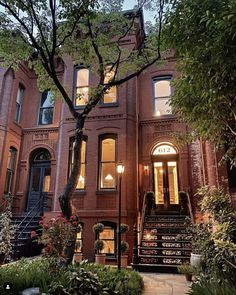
[0, 258, 144, 295]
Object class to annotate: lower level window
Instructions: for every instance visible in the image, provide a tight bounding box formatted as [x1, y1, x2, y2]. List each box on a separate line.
[100, 226, 115, 256]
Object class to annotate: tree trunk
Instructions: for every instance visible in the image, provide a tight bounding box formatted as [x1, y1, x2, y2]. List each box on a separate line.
[59, 116, 85, 219]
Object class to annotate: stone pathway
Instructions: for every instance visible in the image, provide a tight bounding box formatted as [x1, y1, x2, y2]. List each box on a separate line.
[140, 273, 191, 295]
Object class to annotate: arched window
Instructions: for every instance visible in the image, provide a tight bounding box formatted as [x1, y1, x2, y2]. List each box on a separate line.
[99, 136, 117, 189]
[153, 76, 172, 116]
[4, 147, 17, 194]
[38, 90, 54, 125]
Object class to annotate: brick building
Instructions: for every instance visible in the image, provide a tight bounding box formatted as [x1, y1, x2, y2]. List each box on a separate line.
[0, 11, 235, 266]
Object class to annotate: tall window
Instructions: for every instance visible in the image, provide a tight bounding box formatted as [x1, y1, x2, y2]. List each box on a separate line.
[74, 67, 89, 106]
[75, 223, 83, 253]
[4, 147, 17, 194]
[103, 68, 117, 104]
[15, 85, 25, 123]
[38, 90, 54, 125]
[99, 136, 116, 189]
[99, 223, 116, 256]
[69, 139, 87, 190]
[153, 77, 172, 116]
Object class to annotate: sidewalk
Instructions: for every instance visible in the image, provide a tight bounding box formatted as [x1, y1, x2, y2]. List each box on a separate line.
[140, 273, 191, 295]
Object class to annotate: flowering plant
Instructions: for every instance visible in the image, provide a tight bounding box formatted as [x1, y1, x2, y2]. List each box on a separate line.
[0, 205, 16, 262]
[33, 214, 81, 260]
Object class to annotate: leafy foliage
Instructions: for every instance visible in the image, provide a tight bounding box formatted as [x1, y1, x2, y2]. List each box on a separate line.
[164, 0, 236, 163]
[0, 258, 143, 295]
[188, 274, 236, 295]
[0, 203, 16, 261]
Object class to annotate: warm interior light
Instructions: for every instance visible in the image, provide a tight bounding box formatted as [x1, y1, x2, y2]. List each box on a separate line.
[105, 174, 114, 181]
[78, 175, 85, 183]
[117, 163, 125, 174]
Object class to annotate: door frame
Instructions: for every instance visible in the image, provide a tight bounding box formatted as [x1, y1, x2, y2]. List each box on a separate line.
[26, 158, 51, 212]
[151, 154, 180, 211]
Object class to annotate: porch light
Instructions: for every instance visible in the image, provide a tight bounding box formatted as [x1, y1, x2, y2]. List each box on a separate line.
[116, 163, 125, 175]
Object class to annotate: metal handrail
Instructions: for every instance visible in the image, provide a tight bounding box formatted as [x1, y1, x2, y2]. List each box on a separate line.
[16, 196, 44, 239]
[186, 191, 194, 223]
[139, 192, 147, 246]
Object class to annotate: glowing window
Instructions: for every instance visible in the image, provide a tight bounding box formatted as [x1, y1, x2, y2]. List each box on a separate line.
[99, 226, 115, 255]
[75, 68, 89, 106]
[70, 139, 86, 190]
[153, 77, 172, 116]
[152, 144, 177, 155]
[99, 137, 116, 189]
[103, 68, 117, 104]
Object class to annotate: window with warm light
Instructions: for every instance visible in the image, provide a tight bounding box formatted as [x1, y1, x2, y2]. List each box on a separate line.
[74, 67, 89, 106]
[75, 224, 83, 253]
[153, 77, 172, 116]
[99, 225, 116, 256]
[69, 139, 87, 190]
[99, 136, 116, 189]
[38, 90, 54, 125]
[4, 147, 17, 194]
[15, 84, 25, 123]
[103, 68, 117, 104]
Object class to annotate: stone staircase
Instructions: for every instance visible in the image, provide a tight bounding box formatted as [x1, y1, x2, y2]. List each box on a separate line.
[11, 214, 42, 259]
[134, 214, 191, 272]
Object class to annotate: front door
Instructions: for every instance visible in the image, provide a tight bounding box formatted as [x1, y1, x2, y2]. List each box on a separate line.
[27, 150, 51, 212]
[153, 159, 179, 210]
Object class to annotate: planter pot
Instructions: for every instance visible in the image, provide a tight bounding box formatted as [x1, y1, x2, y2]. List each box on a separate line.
[121, 255, 128, 268]
[73, 253, 83, 263]
[95, 254, 106, 265]
[185, 274, 192, 282]
[190, 253, 202, 267]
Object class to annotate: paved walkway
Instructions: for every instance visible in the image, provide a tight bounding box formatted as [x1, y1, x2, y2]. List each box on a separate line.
[140, 273, 190, 295]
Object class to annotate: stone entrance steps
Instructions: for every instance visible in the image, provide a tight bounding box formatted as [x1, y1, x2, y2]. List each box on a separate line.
[134, 214, 191, 272]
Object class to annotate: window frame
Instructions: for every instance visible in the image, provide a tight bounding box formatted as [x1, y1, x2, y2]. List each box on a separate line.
[15, 84, 25, 123]
[73, 66, 90, 108]
[101, 67, 118, 105]
[69, 136, 87, 191]
[153, 76, 172, 117]
[98, 134, 117, 191]
[98, 221, 117, 257]
[4, 147, 17, 194]
[38, 90, 54, 126]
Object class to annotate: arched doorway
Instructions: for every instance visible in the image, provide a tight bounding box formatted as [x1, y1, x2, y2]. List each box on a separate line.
[27, 149, 51, 212]
[151, 143, 179, 210]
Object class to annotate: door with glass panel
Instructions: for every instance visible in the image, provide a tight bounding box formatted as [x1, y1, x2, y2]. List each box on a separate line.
[153, 159, 179, 210]
[27, 150, 51, 212]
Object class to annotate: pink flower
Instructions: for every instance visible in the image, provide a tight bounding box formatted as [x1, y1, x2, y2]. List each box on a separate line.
[31, 230, 38, 239]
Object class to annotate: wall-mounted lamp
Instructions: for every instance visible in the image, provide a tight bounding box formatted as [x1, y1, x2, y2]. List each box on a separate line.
[144, 165, 149, 175]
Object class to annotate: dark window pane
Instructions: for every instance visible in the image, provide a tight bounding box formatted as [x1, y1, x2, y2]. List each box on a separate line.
[4, 170, 12, 194]
[31, 168, 41, 192]
[38, 108, 53, 125]
[34, 151, 51, 161]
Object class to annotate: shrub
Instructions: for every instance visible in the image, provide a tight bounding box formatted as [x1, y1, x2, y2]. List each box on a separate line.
[93, 223, 104, 235]
[36, 214, 80, 260]
[121, 241, 129, 254]
[188, 274, 236, 295]
[0, 258, 51, 294]
[177, 263, 195, 274]
[94, 239, 105, 253]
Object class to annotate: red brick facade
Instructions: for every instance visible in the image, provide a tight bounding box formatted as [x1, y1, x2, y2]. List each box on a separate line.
[0, 17, 235, 263]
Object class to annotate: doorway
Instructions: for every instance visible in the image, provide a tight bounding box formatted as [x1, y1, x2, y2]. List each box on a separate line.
[152, 143, 179, 210]
[27, 149, 51, 212]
